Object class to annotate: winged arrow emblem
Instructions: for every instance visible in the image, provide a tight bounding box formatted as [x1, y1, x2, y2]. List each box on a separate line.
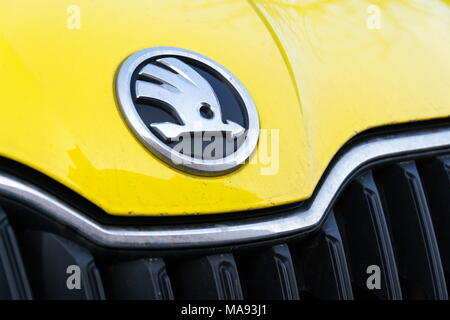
[135, 57, 245, 142]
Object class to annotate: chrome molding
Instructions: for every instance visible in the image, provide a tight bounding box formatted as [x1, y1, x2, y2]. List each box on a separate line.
[1, 127, 450, 249]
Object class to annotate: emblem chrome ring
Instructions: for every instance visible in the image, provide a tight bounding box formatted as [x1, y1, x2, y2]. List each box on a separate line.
[115, 47, 260, 175]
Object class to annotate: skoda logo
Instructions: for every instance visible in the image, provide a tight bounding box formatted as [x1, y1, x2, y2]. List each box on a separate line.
[116, 47, 259, 175]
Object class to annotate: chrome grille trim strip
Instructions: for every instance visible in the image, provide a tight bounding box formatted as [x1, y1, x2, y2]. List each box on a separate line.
[1, 127, 449, 249]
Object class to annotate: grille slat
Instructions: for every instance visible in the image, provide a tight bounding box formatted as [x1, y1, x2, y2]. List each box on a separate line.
[336, 171, 402, 300]
[169, 254, 243, 300]
[292, 214, 354, 300]
[107, 258, 174, 300]
[0, 207, 32, 300]
[21, 231, 105, 300]
[375, 161, 448, 299]
[417, 156, 450, 279]
[236, 244, 299, 300]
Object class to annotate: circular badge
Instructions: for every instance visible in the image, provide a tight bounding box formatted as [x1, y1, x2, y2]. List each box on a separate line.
[116, 47, 259, 175]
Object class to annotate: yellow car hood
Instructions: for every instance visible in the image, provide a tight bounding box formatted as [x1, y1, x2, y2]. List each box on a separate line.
[0, 0, 449, 216]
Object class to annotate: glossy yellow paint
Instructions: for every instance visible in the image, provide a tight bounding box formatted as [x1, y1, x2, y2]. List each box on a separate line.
[0, 0, 449, 216]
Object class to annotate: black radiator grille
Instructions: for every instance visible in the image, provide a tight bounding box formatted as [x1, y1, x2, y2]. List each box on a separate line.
[0, 154, 449, 300]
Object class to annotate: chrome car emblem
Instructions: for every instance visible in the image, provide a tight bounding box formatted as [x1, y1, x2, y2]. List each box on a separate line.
[116, 47, 259, 175]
